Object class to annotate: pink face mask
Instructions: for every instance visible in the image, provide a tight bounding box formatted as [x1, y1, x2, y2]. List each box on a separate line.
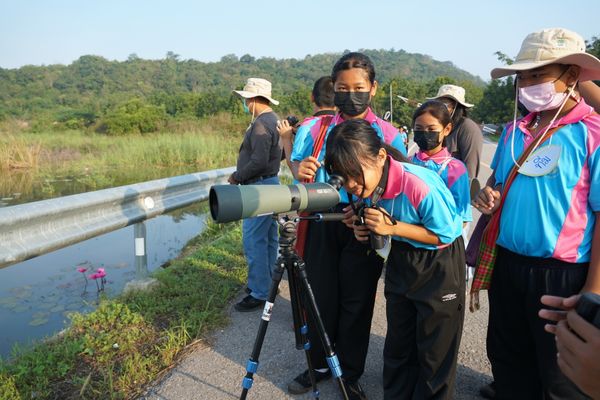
[518, 80, 569, 112]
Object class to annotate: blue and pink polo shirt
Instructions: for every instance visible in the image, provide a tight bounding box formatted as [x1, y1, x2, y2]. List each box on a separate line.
[291, 108, 407, 192]
[411, 148, 473, 223]
[491, 99, 600, 263]
[375, 157, 463, 250]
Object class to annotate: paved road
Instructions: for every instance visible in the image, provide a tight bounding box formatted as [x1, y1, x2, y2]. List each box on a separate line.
[141, 138, 499, 400]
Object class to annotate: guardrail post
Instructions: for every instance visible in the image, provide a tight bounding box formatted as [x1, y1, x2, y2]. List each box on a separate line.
[134, 222, 149, 278]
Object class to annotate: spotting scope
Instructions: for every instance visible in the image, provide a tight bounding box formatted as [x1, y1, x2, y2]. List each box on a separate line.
[209, 182, 341, 223]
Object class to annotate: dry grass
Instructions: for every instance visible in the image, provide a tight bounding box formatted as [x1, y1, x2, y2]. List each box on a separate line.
[0, 133, 42, 171]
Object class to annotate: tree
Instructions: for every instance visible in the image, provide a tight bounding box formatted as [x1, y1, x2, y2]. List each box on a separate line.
[165, 51, 180, 61]
[99, 98, 167, 135]
[373, 78, 431, 127]
[1, 49, 486, 129]
[426, 76, 457, 97]
[469, 51, 516, 123]
[471, 77, 515, 124]
[494, 51, 514, 65]
[586, 36, 600, 58]
[220, 54, 238, 63]
[240, 54, 255, 64]
[71, 55, 109, 93]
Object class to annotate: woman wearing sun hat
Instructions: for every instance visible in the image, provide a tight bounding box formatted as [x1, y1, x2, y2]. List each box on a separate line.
[471, 27, 600, 399]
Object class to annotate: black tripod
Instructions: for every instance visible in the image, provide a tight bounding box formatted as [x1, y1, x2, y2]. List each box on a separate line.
[239, 213, 349, 400]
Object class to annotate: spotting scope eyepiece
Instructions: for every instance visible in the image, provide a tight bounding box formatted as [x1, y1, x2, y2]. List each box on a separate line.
[209, 182, 341, 223]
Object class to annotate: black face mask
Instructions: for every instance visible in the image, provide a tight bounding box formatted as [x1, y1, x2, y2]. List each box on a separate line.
[334, 91, 371, 117]
[413, 130, 441, 151]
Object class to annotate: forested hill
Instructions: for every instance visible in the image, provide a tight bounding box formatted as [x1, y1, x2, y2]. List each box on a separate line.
[0, 48, 487, 132]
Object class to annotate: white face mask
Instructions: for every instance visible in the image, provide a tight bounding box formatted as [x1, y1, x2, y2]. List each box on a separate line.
[509, 80, 578, 168]
[518, 81, 569, 112]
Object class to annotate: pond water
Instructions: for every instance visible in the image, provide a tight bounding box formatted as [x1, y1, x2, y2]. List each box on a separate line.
[0, 170, 210, 358]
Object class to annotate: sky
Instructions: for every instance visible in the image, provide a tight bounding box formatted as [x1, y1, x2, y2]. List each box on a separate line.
[1, 0, 599, 81]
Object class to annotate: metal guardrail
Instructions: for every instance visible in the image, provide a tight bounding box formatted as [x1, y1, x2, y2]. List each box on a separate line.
[0, 166, 235, 269]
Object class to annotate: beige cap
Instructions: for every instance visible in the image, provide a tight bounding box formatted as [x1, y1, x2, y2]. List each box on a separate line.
[233, 78, 279, 105]
[491, 27, 600, 81]
[427, 84, 474, 108]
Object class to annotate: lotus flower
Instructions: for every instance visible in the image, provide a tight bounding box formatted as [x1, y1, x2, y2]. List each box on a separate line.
[77, 266, 89, 293]
[88, 268, 107, 292]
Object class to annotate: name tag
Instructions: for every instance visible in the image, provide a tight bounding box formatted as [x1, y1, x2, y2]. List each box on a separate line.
[518, 145, 561, 177]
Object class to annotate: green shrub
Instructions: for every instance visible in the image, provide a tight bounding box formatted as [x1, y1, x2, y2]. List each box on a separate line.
[99, 99, 167, 135]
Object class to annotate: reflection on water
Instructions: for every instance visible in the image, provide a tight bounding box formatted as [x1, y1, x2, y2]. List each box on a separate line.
[0, 168, 211, 358]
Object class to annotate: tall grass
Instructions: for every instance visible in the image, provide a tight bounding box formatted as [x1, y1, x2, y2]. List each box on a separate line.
[0, 134, 41, 171]
[1, 113, 246, 173]
[0, 113, 247, 199]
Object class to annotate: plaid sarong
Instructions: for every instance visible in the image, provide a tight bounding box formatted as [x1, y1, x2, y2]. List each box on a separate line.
[471, 125, 562, 293]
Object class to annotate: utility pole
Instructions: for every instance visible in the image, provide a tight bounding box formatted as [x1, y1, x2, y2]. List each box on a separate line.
[389, 82, 393, 124]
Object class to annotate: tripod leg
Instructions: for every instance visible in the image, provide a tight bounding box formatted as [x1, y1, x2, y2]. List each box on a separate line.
[288, 259, 321, 398]
[289, 263, 305, 350]
[295, 258, 349, 400]
[239, 258, 285, 400]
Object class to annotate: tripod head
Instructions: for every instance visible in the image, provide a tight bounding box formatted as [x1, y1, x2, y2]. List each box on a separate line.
[273, 212, 346, 258]
[274, 215, 298, 255]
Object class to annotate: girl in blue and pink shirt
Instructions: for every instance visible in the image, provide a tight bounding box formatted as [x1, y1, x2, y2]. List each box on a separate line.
[472, 28, 600, 399]
[325, 119, 465, 399]
[410, 100, 473, 228]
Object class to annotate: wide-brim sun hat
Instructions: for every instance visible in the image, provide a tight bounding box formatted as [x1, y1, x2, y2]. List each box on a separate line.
[491, 27, 600, 82]
[427, 84, 474, 108]
[233, 77, 279, 105]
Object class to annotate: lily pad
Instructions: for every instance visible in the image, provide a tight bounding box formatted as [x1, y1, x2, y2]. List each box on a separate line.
[29, 317, 49, 326]
[50, 304, 65, 313]
[56, 283, 72, 289]
[47, 274, 66, 282]
[65, 302, 83, 310]
[0, 298, 19, 309]
[12, 305, 30, 313]
[38, 302, 56, 310]
[0, 297, 18, 305]
[10, 287, 33, 299]
[32, 311, 49, 319]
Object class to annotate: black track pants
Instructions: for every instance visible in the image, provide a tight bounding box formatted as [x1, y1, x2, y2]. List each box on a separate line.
[383, 238, 465, 400]
[302, 204, 383, 382]
[487, 246, 590, 400]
